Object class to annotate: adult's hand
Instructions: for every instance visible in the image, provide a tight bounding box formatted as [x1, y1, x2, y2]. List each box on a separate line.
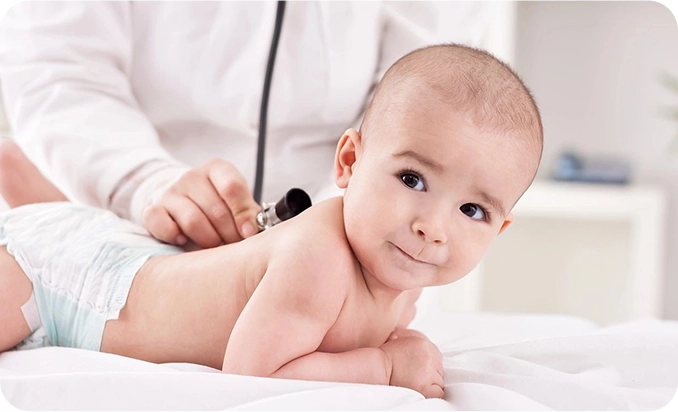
[142, 159, 261, 248]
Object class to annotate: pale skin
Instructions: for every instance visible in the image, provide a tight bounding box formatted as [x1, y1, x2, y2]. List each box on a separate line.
[102, 197, 429, 385]
[0, 79, 538, 398]
[141, 158, 262, 248]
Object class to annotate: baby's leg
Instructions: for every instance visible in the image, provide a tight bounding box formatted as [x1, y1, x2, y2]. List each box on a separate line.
[0, 246, 33, 352]
[0, 139, 67, 208]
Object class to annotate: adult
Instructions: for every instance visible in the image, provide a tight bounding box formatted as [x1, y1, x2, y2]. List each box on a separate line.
[0, 1, 493, 248]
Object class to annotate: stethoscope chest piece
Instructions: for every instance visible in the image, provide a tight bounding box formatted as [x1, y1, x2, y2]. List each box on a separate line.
[256, 187, 311, 231]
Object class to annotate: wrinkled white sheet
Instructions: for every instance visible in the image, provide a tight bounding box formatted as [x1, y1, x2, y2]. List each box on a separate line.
[1, 312, 677, 410]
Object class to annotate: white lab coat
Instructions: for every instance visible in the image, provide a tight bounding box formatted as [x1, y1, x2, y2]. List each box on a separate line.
[0, 1, 492, 224]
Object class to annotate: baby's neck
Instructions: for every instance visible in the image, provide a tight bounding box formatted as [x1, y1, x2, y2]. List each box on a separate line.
[357, 263, 405, 305]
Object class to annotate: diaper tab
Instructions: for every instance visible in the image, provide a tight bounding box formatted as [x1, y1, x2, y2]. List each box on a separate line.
[20, 293, 42, 332]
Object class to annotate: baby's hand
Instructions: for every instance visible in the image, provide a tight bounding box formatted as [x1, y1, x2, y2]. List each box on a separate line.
[380, 335, 444, 399]
[386, 327, 428, 342]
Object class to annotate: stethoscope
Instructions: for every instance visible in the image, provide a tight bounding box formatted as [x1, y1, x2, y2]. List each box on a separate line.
[253, 1, 312, 232]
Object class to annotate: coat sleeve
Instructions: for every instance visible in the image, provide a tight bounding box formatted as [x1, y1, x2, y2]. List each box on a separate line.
[0, 1, 187, 219]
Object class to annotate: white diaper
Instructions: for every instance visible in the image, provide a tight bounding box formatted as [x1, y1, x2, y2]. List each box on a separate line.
[0, 202, 182, 351]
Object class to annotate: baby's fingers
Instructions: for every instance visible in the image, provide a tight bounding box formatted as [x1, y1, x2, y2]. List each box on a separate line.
[395, 328, 428, 340]
[424, 383, 445, 399]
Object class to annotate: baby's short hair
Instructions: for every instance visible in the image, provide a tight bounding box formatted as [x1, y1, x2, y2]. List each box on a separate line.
[360, 43, 543, 168]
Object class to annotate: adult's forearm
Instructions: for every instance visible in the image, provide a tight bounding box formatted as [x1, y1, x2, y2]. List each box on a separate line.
[0, 2, 174, 211]
[267, 348, 392, 386]
[11, 105, 172, 211]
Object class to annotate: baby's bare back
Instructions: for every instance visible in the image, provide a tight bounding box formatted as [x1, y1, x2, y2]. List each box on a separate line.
[100, 226, 271, 369]
[101, 197, 418, 370]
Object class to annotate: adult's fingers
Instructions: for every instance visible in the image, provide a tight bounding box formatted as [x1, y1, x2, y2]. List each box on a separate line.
[208, 161, 260, 239]
[143, 204, 184, 245]
[163, 194, 223, 248]
[185, 174, 241, 245]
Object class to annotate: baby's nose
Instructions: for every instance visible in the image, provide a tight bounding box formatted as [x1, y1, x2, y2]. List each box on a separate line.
[412, 219, 447, 245]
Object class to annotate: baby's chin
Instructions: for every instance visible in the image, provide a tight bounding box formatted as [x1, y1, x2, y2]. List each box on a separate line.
[367, 258, 439, 292]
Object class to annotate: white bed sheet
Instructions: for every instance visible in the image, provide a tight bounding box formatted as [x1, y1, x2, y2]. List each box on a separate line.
[1, 311, 677, 410]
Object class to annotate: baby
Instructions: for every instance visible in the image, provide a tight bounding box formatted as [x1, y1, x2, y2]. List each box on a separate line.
[0, 43, 542, 398]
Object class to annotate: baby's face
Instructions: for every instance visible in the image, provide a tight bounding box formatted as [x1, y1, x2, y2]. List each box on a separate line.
[336, 103, 538, 292]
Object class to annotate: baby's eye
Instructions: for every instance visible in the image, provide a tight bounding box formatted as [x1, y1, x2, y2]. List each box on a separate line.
[400, 172, 425, 191]
[460, 203, 486, 221]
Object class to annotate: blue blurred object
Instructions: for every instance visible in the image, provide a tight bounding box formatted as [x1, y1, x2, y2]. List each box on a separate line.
[551, 151, 631, 185]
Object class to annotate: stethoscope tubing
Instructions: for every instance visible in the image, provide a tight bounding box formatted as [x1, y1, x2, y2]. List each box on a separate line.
[253, 1, 287, 204]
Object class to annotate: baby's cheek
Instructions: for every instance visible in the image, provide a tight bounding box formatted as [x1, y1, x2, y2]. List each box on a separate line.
[445, 246, 485, 282]
[459, 232, 493, 259]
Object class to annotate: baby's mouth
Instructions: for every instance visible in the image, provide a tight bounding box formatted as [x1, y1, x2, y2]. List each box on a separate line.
[390, 242, 433, 266]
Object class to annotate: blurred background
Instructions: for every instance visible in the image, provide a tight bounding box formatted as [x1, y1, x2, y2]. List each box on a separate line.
[430, 1, 678, 327]
[1, 1, 676, 326]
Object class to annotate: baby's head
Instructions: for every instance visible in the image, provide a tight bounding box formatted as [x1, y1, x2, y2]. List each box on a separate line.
[333, 43, 543, 291]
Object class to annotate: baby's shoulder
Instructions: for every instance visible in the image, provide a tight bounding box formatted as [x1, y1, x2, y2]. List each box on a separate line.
[270, 197, 355, 274]
[280, 196, 345, 239]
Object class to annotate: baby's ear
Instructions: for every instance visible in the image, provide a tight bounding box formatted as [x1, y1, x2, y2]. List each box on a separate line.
[334, 128, 362, 189]
[498, 213, 514, 235]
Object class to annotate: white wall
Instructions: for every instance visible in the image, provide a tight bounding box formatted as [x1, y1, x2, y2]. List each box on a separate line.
[514, 1, 678, 319]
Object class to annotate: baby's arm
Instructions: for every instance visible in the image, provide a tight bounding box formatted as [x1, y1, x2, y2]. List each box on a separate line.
[222, 237, 390, 386]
